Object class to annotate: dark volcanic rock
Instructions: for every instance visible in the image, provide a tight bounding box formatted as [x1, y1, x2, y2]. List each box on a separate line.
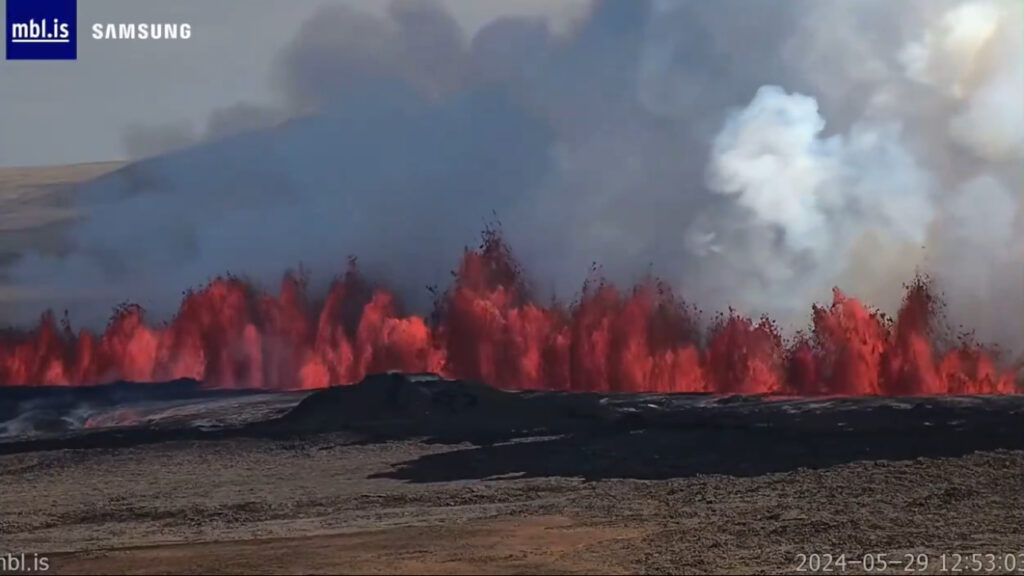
[0, 379, 291, 443]
[268, 372, 619, 441]
[0, 379, 211, 434]
[0, 378, 246, 422]
[2, 374, 1022, 481]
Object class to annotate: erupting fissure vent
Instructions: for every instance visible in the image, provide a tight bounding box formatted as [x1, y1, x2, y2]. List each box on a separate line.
[0, 231, 1015, 395]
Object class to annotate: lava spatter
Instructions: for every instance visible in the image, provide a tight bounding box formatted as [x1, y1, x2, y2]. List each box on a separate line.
[0, 232, 1015, 395]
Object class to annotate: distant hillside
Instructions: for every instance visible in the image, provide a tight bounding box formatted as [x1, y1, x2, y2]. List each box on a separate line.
[0, 161, 125, 298]
[0, 161, 125, 231]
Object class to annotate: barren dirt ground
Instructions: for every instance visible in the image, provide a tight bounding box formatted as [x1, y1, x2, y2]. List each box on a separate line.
[2, 437, 1021, 575]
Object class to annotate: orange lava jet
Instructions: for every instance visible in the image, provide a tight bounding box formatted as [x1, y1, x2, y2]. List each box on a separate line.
[0, 231, 1017, 395]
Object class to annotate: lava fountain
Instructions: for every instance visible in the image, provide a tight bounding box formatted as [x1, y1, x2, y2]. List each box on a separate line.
[0, 231, 1016, 395]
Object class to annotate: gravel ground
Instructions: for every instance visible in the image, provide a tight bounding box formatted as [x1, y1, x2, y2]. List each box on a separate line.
[2, 435, 1021, 575]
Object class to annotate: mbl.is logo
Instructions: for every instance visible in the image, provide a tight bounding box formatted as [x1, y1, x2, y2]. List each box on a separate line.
[6, 0, 77, 60]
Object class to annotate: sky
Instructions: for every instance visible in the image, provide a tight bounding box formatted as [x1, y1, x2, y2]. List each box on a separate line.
[0, 0, 582, 167]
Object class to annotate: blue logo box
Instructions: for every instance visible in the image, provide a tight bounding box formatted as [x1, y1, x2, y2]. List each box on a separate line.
[6, 0, 77, 60]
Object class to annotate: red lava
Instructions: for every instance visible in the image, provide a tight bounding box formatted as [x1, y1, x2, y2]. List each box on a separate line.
[0, 231, 1016, 395]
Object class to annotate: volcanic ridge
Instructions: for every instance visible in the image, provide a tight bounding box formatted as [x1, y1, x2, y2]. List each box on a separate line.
[2, 372, 1021, 481]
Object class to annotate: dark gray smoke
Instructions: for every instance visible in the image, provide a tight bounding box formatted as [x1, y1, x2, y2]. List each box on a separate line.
[122, 102, 289, 160]
[8, 0, 1023, 351]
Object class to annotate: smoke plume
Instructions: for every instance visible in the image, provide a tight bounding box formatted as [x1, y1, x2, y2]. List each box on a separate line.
[7, 0, 1023, 354]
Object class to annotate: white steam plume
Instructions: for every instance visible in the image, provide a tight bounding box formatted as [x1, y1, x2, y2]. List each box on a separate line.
[901, 0, 1023, 161]
[697, 85, 934, 319]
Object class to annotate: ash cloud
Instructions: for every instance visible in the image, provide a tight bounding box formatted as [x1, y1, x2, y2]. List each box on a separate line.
[8, 0, 1023, 352]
